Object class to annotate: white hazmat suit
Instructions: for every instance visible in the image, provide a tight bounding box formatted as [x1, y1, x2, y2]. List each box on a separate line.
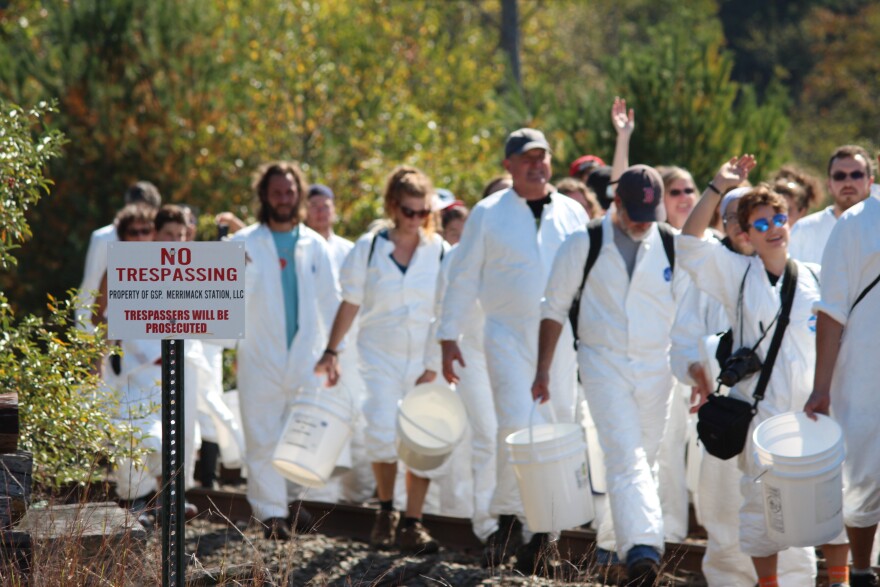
[232, 223, 339, 521]
[438, 188, 586, 520]
[541, 215, 688, 558]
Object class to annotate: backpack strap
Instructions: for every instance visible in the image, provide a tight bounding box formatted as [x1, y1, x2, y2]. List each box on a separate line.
[657, 222, 676, 270]
[569, 218, 604, 348]
[366, 231, 380, 266]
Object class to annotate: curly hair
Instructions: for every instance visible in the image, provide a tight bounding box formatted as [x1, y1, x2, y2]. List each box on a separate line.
[737, 183, 788, 232]
[772, 165, 823, 213]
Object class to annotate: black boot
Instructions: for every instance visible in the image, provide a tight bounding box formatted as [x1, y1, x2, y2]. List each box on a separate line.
[482, 515, 523, 568]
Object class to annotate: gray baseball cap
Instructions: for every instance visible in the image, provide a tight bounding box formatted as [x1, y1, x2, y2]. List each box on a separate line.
[504, 128, 551, 158]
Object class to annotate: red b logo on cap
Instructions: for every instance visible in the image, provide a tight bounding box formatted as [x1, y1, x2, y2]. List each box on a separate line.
[643, 187, 655, 204]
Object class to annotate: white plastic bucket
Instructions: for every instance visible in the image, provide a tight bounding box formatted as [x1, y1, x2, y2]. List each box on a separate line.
[272, 389, 354, 488]
[396, 383, 467, 471]
[507, 405, 593, 533]
[753, 412, 845, 547]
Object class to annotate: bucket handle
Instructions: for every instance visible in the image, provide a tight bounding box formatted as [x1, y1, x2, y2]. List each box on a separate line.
[397, 396, 452, 446]
[527, 399, 558, 452]
[296, 381, 357, 426]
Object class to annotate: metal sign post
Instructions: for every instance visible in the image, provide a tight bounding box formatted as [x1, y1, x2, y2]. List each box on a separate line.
[105, 241, 245, 587]
[161, 339, 186, 587]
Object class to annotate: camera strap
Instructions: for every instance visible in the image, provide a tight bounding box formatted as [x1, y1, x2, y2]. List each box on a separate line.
[750, 259, 799, 406]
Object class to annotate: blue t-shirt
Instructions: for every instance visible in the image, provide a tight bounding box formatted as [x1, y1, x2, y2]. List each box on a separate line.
[272, 226, 300, 348]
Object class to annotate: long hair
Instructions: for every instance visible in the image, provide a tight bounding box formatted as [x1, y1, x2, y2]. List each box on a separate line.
[252, 161, 308, 225]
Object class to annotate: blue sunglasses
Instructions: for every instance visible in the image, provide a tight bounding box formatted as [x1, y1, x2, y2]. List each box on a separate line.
[750, 213, 788, 233]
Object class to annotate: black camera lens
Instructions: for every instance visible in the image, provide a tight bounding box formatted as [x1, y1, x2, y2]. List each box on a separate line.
[718, 347, 763, 387]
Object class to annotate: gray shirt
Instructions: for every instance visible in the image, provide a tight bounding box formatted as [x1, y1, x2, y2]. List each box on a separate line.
[612, 220, 640, 279]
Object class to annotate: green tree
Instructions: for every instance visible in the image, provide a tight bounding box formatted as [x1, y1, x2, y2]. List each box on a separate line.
[791, 4, 880, 173]
[0, 99, 143, 491]
[612, 30, 789, 182]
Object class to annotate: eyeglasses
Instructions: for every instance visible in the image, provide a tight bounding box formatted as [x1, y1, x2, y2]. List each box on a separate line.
[125, 228, 154, 237]
[400, 205, 431, 219]
[722, 213, 739, 226]
[668, 187, 696, 197]
[750, 213, 787, 233]
[831, 170, 866, 182]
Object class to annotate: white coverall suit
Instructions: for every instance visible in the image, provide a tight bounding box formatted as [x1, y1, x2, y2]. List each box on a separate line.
[671, 262, 816, 586]
[438, 188, 586, 519]
[233, 223, 339, 521]
[108, 338, 197, 501]
[542, 215, 687, 558]
[425, 244, 498, 540]
[76, 223, 117, 331]
[816, 193, 880, 529]
[677, 234, 846, 559]
[339, 230, 446, 465]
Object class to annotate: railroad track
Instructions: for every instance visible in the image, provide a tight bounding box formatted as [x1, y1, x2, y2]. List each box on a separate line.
[187, 487, 847, 586]
[186, 487, 706, 582]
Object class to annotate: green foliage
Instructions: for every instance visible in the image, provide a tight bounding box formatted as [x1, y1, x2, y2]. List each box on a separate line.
[606, 31, 789, 182]
[0, 97, 146, 491]
[0, 100, 65, 268]
[791, 4, 880, 173]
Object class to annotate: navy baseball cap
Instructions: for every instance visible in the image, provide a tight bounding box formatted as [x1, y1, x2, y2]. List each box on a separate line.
[307, 184, 334, 199]
[613, 165, 666, 222]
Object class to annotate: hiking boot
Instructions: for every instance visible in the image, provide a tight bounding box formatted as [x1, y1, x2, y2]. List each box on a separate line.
[514, 532, 559, 576]
[262, 517, 292, 540]
[852, 572, 880, 587]
[398, 520, 439, 554]
[130, 496, 156, 531]
[482, 515, 524, 568]
[370, 510, 400, 550]
[626, 544, 661, 586]
[287, 502, 314, 533]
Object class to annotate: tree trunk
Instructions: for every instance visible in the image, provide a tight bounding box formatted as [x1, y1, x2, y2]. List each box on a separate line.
[500, 0, 521, 90]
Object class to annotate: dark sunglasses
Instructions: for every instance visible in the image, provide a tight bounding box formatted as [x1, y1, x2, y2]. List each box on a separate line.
[750, 213, 787, 233]
[831, 170, 866, 182]
[400, 205, 431, 219]
[668, 187, 696, 197]
[126, 228, 154, 237]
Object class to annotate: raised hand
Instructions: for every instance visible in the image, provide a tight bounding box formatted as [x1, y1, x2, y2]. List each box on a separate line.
[611, 96, 635, 137]
[712, 154, 757, 191]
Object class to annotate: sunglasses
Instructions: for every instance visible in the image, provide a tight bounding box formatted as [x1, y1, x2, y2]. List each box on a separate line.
[722, 213, 739, 227]
[400, 205, 431, 219]
[125, 228, 154, 237]
[668, 187, 696, 197]
[750, 213, 787, 233]
[831, 170, 866, 182]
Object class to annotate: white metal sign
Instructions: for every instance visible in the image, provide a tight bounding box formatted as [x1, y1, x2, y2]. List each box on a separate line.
[106, 242, 245, 340]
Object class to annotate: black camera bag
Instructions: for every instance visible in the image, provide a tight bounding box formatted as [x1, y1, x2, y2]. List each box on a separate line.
[697, 259, 798, 460]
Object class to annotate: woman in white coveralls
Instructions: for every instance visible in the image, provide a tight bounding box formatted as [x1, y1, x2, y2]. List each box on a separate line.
[315, 166, 447, 554]
[680, 156, 848, 587]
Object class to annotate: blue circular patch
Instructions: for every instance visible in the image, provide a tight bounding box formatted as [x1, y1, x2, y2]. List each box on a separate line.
[663, 267, 672, 282]
[808, 314, 817, 333]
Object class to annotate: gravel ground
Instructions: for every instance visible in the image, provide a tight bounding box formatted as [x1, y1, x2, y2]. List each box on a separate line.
[177, 518, 701, 587]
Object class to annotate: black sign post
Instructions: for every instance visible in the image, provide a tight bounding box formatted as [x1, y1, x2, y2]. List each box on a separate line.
[161, 339, 186, 587]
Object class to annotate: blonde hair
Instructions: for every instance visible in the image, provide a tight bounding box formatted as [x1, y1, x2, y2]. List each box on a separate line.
[383, 166, 435, 235]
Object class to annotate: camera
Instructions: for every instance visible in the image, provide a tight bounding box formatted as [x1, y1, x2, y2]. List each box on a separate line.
[718, 347, 762, 387]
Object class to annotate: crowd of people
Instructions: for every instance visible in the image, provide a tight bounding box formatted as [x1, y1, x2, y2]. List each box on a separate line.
[78, 97, 880, 587]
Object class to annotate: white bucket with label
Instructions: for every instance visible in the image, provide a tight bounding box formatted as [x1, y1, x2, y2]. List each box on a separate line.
[272, 389, 354, 488]
[506, 403, 593, 532]
[753, 412, 845, 547]
[396, 383, 467, 471]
